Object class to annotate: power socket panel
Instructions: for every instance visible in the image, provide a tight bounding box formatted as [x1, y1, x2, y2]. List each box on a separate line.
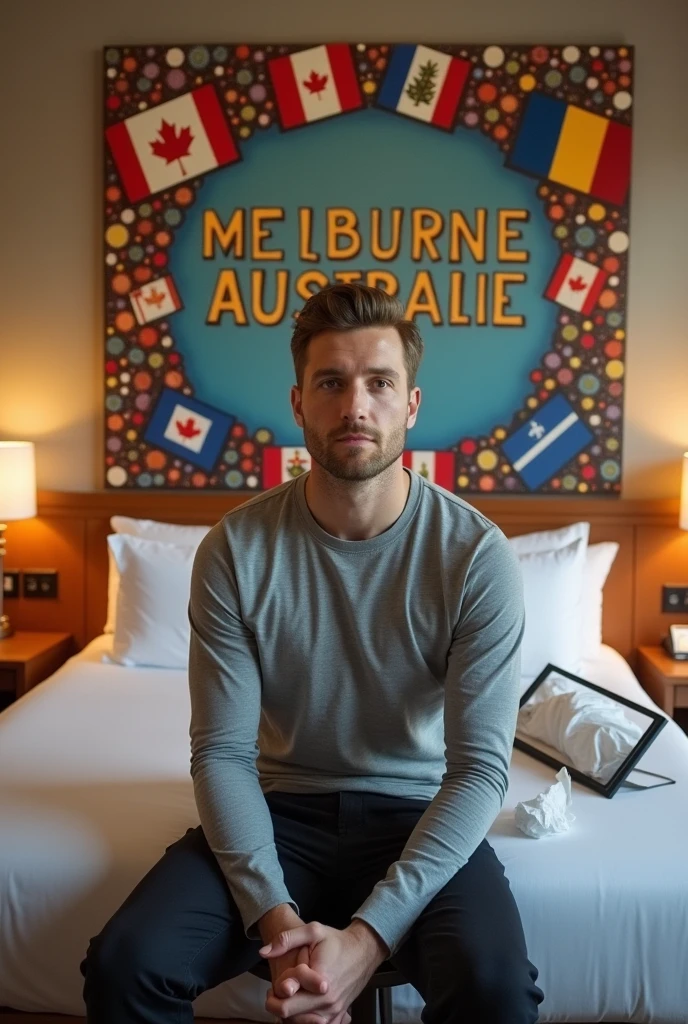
[23, 570, 59, 599]
[2, 571, 20, 599]
[662, 585, 688, 614]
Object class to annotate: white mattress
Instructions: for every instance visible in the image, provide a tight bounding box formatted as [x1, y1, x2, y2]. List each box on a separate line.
[0, 638, 687, 1022]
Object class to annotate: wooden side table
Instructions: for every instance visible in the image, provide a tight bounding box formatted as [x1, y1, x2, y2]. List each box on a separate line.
[637, 645, 688, 717]
[0, 632, 74, 701]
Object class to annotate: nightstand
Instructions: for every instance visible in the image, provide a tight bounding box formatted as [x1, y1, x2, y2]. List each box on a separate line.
[0, 632, 74, 702]
[637, 645, 688, 717]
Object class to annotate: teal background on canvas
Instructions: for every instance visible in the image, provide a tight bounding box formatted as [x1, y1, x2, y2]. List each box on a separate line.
[170, 107, 558, 449]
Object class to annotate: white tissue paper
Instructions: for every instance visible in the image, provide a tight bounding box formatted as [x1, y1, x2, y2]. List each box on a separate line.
[514, 766, 576, 839]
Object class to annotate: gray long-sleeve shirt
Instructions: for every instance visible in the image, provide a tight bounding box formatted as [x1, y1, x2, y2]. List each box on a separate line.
[188, 467, 524, 956]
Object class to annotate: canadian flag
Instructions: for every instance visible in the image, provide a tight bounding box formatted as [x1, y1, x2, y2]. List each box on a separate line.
[545, 253, 608, 314]
[163, 403, 213, 454]
[145, 387, 234, 470]
[105, 84, 239, 202]
[130, 275, 182, 325]
[262, 446, 312, 488]
[402, 450, 455, 491]
[268, 44, 362, 130]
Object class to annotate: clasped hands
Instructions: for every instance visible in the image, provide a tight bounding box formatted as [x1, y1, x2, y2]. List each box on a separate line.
[259, 918, 389, 1024]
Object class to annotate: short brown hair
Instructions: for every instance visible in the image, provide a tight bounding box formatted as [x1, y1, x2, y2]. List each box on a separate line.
[290, 283, 424, 392]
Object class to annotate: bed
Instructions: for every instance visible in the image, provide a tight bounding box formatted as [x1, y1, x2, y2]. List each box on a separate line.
[1, 634, 687, 1023]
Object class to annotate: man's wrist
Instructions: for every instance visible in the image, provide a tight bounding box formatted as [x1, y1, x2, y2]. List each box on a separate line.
[258, 903, 302, 944]
[347, 918, 390, 964]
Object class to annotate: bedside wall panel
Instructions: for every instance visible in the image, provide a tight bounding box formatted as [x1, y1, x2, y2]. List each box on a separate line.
[3, 516, 87, 648]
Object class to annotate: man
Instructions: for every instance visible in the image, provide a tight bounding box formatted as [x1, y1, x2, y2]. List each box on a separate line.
[81, 283, 544, 1023]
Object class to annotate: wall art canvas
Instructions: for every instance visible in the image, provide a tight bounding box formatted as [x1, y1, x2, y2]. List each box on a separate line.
[103, 42, 632, 493]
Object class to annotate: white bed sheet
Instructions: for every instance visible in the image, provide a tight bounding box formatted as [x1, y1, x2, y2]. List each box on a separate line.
[0, 638, 687, 1022]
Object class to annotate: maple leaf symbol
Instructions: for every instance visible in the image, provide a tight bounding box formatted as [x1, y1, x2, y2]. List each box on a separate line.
[303, 69, 328, 99]
[176, 417, 201, 439]
[150, 119, 194, 176]
[144, 286, 166, 308]
[568, 275, 587, 292]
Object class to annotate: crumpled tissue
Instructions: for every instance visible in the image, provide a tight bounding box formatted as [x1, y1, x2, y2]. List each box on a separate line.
[514, 766, 576, 839]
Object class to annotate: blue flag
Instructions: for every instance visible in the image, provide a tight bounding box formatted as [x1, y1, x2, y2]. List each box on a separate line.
[144, 388, 235, 471]
[501, 394, 593, 490]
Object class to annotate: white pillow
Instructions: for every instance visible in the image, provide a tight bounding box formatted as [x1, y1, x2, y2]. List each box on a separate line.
[507, 523, 618, 663]
[508, 520, 590, 556]
[515, 539, 588, 690]
[508, 523, 590, 687]
[104, 517, 211, 633]
[581, 542, 619, 660]
[106, 534, 196, 668]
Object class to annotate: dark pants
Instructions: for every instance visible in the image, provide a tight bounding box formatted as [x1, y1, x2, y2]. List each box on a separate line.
[80, 791, 544, 1023]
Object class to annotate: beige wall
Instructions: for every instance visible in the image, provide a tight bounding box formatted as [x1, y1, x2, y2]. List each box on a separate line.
[1, 0, 686, 497]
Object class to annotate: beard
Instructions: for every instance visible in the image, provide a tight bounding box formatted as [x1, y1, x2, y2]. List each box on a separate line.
[301, 414, 408, 482]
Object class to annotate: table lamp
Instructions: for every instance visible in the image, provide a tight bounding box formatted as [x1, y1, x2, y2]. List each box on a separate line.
[0, 442, 37, 639]
[681, 452, 688, 531]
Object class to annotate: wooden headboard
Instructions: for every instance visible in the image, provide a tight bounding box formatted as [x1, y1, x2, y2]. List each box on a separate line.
[5, 490, 688, 667]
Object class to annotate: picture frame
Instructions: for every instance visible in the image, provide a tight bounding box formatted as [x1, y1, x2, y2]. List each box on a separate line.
[102, 42, 632, 495]
[514, 663, 673, 798]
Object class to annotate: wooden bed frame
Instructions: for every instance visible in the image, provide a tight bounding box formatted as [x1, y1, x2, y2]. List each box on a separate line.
[4, 489, 687, 663]
[1, 488, 687, 1023]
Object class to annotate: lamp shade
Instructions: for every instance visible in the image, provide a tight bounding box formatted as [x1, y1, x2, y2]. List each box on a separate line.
[0, 442, 37, 521]
[681, 452, 688, 531]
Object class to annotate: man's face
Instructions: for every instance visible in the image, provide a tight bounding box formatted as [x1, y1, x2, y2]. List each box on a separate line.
[291, 326, 420, 482]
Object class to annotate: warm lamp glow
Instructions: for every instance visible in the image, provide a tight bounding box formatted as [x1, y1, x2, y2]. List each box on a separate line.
[0, 441, 37, 638]
[681, 452, 688, 531]
[0, 441, 37, 520]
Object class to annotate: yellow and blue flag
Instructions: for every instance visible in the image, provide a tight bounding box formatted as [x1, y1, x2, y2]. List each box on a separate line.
[508, 92, 631, 205]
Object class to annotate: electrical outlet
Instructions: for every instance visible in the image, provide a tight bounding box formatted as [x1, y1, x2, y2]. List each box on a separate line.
[3, 571, 20, 599]
[23, 570, 59, 599]
[661, 585, 688, 614]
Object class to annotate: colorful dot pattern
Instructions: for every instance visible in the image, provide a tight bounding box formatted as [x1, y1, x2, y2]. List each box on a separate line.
[104, 43, 631, 493]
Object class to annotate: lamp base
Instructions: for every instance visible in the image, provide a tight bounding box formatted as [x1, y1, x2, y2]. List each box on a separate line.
[0, 525, 12, 638]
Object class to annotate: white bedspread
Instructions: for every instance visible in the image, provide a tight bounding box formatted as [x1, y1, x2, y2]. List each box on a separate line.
[0, 638, 686, 1022]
